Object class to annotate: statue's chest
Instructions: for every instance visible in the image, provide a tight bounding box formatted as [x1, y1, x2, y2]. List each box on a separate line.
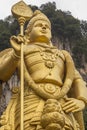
[24, 45, 65, 70]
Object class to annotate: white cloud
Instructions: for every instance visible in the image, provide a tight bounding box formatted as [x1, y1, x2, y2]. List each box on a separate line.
[0, 0, 87, 20]
[57, 0, 87, 20]
[0, 0, 55, 19]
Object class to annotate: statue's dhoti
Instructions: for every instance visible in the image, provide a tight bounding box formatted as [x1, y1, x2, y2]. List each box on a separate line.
[0, 84, 80, 130]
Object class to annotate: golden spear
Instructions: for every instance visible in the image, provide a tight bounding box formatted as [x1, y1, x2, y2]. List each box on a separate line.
[11, 1, 33, 129]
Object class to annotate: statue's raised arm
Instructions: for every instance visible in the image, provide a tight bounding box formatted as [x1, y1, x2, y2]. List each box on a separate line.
[0, 48, 20, 81]
[0, 7, 87, 130]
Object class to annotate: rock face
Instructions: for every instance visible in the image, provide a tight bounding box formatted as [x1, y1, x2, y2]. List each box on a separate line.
[0, 72, 20, 116]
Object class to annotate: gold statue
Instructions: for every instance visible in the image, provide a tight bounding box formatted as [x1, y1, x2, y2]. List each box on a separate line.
[0, 2, 87, 130]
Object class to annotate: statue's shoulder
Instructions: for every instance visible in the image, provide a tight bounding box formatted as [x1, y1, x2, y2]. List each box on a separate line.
[0, 48, 13, 57]
[61, 50, 72, 59]
[61, 50, 71, 56]
[61, 50, 74, 65]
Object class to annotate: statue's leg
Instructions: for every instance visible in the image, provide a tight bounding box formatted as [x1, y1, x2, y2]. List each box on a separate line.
[63, 113, 80, 130]
[36, 125, 44, 130]
[16, 125, 36, 130]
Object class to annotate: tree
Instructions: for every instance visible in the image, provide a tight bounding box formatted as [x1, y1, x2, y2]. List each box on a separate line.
[0, 20, 11, 50]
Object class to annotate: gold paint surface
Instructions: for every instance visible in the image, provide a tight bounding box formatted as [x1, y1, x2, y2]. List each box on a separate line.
[0, 1, 87, 130]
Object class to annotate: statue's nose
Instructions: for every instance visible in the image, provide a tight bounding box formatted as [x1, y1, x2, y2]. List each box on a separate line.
[42, 25, 46, 30]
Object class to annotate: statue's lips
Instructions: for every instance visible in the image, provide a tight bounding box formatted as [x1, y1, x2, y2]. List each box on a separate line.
[40, 30, 47, 33]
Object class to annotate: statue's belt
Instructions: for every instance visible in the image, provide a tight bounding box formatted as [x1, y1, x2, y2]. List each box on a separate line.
[24, 83, 61, 96]
[38, 83, 61, 95]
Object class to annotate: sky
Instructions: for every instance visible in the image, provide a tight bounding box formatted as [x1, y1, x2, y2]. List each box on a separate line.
[0, 0, 87, 21]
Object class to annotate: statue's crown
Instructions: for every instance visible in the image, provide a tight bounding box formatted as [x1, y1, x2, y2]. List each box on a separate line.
[26, 10, 51, 33]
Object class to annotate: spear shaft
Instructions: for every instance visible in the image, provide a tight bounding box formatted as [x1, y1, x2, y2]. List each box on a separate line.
[11, 1, 33, 129]
[19, 17, 25, 130]
[19, 4, 24, 130]
[21, 42, 24, 130]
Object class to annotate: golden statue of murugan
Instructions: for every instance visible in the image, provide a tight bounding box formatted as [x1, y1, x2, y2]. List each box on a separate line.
[0, 1, 87, 130]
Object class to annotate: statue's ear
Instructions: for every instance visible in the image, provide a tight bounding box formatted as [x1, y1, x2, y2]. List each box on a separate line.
[24, 30, 30, 44]
[24, 29, 28, 36]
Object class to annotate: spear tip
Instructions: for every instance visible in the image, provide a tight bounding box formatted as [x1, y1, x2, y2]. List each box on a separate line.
[11, 0, 33, 20]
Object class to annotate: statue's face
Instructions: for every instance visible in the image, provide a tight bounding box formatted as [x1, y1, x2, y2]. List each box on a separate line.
[29, 20, 52, 43]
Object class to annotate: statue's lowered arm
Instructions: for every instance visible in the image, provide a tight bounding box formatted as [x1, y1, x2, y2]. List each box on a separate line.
[72, 70, 87, 104]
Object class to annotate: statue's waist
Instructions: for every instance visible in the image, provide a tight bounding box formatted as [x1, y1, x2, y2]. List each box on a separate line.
[25, 83, 62, 96]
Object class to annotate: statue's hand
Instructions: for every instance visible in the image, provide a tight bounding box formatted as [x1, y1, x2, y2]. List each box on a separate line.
[10, 34, 24, 56]
[62, 98, 85, 113]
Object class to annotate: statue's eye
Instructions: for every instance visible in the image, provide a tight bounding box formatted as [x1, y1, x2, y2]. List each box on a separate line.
[45, 24, 50, 29]
[35, 23, 42, 27]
